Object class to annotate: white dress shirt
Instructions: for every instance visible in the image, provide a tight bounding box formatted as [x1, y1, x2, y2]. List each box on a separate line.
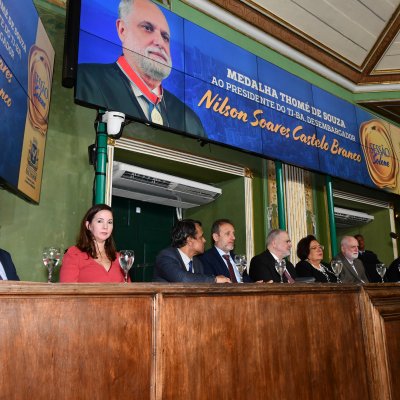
[0, 260, 8, 280]
[215, 247, 241, 282]
[178, 249, 193, 273]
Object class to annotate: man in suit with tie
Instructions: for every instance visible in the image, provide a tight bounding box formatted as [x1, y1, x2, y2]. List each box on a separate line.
[332, 236, 369, 284]
[0, 248, 20, 280]
[249, 229, 297, 283]
[76, 0, 206, 137]
[200, 219, 252, 283]
[153, 219, 231, 283]
[354, 234, 381, 282]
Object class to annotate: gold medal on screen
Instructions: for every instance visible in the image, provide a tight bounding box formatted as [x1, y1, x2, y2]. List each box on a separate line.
[151, 107, 163, 125]
[359, 119, 397, 188]
[28, 45, 52, 135]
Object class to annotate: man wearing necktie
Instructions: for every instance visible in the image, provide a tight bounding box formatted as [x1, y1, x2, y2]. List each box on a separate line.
[331, 236, 369, 284]
[249, 229, 297, 283]
[153, 219, 231, 283]
[354, 234, 381, 282]
[200, 219, 253, 283]
[76, 0, 206, 137]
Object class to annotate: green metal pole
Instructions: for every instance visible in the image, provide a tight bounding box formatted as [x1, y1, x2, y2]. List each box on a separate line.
[326, 175, 337, 256]
[275, 161, 286, 230]
[94, 110, 108, 205]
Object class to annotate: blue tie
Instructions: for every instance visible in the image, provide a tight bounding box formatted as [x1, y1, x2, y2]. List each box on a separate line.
[188, 260, 193, 273]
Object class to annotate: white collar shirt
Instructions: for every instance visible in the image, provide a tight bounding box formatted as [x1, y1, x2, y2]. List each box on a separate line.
[0, 260, 8, 280]
[215, 246, 241, 283]
[178, 249, 193, 273]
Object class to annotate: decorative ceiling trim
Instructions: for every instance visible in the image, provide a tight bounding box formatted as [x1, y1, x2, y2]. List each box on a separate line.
[200, 0, 400, 85]
[183, 0, 400, 94]
[357, 100, 400, 125]
[361, 5, 400, 76]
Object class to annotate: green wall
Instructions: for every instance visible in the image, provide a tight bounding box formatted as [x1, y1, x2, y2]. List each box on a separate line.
[336, 208, 394, 265]
[0, 2, 96, 281]
[185, 177, 246, 254]
[1, 0, 399, 281]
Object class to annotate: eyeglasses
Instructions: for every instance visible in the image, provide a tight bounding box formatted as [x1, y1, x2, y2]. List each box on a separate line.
[310, 245, 324, 251]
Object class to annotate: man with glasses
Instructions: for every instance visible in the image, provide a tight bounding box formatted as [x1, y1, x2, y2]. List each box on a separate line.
[332, 236, 369, 283]
[249, 229, 297, 283]
[153, 219, 231, 283]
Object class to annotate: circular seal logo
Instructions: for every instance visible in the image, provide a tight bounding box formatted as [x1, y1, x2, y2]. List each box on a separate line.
[28, 45, 52, 135]
[359, 119, 397, 188]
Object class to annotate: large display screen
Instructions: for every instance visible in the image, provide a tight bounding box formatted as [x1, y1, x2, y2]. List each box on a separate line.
[0, 0, 54, 203]
[74, 0, 400, 195]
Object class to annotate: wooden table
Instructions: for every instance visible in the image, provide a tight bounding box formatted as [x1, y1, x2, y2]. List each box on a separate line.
[0, 282, 399, 399]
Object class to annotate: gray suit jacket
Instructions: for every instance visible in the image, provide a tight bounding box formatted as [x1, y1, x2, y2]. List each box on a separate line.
[334, 253, 369, 283]
[153, 247, 215, 283]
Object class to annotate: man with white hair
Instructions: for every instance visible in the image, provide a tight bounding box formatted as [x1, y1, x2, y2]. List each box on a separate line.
[76, 0, 205, 136]
[249, 229, 297, 283]
[332, 236, 369, 283]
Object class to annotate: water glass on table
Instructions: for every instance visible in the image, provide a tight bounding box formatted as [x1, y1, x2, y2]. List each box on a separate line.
[119, 250, 134, 283]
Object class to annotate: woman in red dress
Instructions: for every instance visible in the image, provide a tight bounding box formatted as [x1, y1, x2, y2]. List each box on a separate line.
[60, 204, 127, 283]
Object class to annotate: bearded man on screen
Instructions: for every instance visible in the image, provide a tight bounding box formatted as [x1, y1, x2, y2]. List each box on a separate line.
[76, 0, 205, 136]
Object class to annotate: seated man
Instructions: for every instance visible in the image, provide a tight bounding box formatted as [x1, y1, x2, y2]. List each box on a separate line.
[0, 248, 20, 280]
[153, 219, 231, 283]
[386, 257, 400, 282]
[354, 234, 382, 282]
[249, 229, 296, 283]
[200, 219, 252, 283]
[332, 236, 369, 284]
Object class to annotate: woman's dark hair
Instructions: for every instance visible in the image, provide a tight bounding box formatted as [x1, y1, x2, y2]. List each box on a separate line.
[296, 235, 317, 261]
[171, 219, 201, 248]
[76, 204, 117, 261]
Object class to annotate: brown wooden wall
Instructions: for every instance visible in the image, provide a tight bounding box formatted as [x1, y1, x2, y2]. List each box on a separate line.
[0, 282, 399, 400]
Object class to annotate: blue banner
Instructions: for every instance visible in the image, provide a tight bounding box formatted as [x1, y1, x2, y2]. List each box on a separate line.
[0, 0, 54, 202]
[75, 0, 400, 194]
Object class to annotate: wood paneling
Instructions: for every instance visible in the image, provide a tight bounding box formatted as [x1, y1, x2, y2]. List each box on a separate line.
[158, 286, 368, 400]
[0, 282, 399, 399]
[362, 284, 400, 400]
[0, 283, 153, 400]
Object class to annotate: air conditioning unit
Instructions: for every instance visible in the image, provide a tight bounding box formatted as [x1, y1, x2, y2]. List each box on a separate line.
[334, 207, 374, 228]
[112, 162, 222, 208]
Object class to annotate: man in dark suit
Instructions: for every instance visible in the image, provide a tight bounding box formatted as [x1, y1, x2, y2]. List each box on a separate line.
[386, 257, 400, 282]
[354, 234, 382, 282]
[249, 229, 297, 283]
[153, 219, 231, 283]
[76, 0, 206, 137]
[0, 248, 20, 280]
[200, 219, 252, 283]
[332, 236, 369, 284]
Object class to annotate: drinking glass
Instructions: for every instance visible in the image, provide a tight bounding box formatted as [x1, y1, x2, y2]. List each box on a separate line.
[376, 263, 387, 283]
[119, 250, 134, 283]
[331, 260, 343, 283]
[234, 254, 247, 282]
[42, 247, 61, 283]
[275, 259, 286, 283]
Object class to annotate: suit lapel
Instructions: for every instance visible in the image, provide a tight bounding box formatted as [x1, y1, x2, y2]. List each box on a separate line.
[174, 248, 188, 272]
[115, 64, 149, 121]
[211, 247, 229, 276]
[265, 250, 281, 281]
[341, 255, 359, 280]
